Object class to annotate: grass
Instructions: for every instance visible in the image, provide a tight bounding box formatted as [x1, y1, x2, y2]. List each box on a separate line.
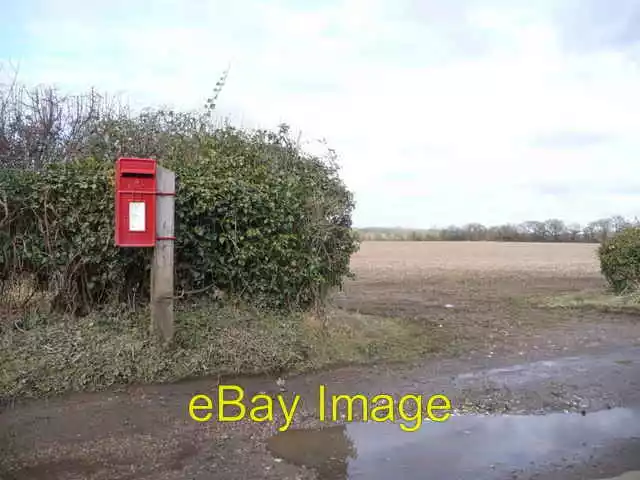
[302, 308, 451, 366]
[0, 298, 448, 404]
[534, 290, 640, 313]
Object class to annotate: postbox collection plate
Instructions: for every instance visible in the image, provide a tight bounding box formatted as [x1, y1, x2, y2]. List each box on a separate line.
[128, 202, 146, 232]
[115, 158, 157, 247]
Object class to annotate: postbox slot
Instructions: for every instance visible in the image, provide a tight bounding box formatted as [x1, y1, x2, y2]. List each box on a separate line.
[121, 172, 154, 178]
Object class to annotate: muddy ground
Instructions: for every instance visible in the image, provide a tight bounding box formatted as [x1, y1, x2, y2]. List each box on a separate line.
[1, 242, 640, 479]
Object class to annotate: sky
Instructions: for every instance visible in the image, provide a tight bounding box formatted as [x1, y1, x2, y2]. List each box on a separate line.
[2, 0, 640, 228]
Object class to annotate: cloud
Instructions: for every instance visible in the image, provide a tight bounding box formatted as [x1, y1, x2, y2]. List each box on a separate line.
[552, 0, 640, 53]
[532, 179, 640, 198]
[530, 131, 610, 149]
[4, 0, 640, 227]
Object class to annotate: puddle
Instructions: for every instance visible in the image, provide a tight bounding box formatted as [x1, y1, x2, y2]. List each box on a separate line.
[602, 473, 640, 480]
[267, 408, 640, 479]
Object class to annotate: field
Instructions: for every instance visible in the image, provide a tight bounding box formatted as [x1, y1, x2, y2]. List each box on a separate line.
[351, 241, 600, 273]
[331, 241, 639, 361]
[344, 241, 601, 307]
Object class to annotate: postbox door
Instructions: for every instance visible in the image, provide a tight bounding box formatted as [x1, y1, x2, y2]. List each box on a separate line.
[115, 158, 157, 247]
[116, 193, 156, 246]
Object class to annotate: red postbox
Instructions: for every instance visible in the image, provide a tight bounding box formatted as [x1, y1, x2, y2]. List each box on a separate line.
[115, 158, 157, 247]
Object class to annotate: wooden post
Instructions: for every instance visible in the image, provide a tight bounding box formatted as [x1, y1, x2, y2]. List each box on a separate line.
[151, 166, 175, 344]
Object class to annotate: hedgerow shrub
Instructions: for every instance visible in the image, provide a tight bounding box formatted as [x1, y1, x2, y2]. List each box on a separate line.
[598, 227, 640, 294]
[1, 138, 358, 313]
[168, 125, 359, 309]
[1, 138, 358, 312]
[0, 74, 359, 314]
[1, 160, 149, 313]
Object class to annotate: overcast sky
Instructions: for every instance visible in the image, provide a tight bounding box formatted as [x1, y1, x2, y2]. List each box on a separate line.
[3, 0, 640, 228]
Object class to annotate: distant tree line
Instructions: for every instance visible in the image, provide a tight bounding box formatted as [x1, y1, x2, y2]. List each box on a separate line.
[357, 216, 639, 243]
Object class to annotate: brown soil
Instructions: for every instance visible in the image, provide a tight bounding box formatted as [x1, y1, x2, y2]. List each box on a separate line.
[336, 241, 636, 360]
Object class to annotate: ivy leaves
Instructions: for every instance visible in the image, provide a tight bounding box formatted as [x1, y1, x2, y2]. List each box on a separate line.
[3, 126, 359, 313]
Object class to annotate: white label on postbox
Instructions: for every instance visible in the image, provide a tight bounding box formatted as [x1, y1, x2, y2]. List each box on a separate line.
[129, 202, 146, 232]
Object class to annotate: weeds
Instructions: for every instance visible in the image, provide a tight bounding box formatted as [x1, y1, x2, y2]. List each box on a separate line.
[0, 299, 449, 404]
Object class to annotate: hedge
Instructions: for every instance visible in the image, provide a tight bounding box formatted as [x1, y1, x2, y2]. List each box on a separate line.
[0, 126, 360, 314]
[598, 226, 640, 294]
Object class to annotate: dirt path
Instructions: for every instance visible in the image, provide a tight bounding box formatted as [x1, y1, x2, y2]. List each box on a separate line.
[2, 316, 640, 480]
